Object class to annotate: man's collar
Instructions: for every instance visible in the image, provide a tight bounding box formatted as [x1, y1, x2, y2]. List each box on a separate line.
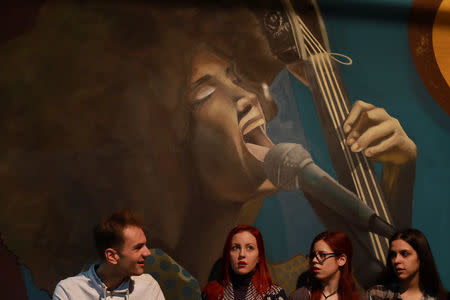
[90, 263, 134, 293]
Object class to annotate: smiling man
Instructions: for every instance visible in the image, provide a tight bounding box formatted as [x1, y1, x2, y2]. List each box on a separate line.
[53, 209, 165, 300]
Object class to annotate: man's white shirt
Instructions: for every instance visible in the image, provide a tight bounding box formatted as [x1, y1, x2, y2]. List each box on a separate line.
[53, 264, 165, 300]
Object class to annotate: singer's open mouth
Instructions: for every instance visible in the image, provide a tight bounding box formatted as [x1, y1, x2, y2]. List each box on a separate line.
[243, 124, 273, 162]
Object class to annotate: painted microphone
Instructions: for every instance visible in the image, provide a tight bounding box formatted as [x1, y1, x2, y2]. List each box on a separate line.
[264, 143, 395, 238]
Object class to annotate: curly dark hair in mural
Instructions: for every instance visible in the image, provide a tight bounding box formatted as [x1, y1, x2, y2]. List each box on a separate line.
[0, 1, 283, 291]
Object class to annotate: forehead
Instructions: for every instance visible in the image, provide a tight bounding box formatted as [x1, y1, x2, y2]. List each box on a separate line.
[231, 231, 257, 244]
[190, 49, 230, 84]
[121, 225, 146, 246]
[313, 239, 333, 252]
[391, 239, 414, 252]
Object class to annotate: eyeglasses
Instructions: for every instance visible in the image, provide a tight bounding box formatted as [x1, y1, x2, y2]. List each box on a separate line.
[311, 251, 339, 263]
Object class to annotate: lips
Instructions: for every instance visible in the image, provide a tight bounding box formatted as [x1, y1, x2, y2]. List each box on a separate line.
[238, 261, 247, 268]
[239, 104, 263, 133]
[242, 117, 265, 136]
[239, 107, 274, 162]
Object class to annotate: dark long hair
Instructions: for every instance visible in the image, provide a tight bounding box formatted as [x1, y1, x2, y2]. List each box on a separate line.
[309, 232, 361, 300]
[387, 229, 447, 298]
[203, 225, 273, 299]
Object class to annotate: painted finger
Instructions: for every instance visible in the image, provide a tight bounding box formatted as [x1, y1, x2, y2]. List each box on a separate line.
[343, 100, 375, 134]
[363, 134, 397, 159]
[346, 107, 391, 141]
[346, 128, 361, 146]
[345, 108, 380, 146]
[350, 120, 395, 152]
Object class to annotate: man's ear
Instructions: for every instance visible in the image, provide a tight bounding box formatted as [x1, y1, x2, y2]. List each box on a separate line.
[337, 253, 347, 267]
[105, 248, 119, 265]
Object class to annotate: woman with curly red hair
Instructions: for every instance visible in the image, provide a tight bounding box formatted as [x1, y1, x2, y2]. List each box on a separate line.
[202, 225, 287, 300]
[290, 231, 363, 300]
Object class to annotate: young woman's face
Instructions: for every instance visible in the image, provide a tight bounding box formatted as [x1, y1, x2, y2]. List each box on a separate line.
[229, 231, 260, 275]
[389, 239, 420, 282]
[187, 49, 275, 202]
[311, 239, 345, 282]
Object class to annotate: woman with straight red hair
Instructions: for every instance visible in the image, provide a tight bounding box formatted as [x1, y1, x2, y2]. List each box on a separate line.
[202, 225, 287, 300]
[289, 231, 363, 300]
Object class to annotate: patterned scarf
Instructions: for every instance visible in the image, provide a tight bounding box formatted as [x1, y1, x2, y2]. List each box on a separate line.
[222, 280, 283, 300]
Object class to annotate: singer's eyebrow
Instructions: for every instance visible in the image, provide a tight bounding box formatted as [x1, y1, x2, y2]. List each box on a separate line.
[190, 74, 212, 90]
[226, 65, 232, 76]
[226, 64, 241, 81]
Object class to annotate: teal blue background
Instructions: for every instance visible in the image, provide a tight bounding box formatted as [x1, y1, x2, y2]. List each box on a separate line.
[257, 0, 450, 289]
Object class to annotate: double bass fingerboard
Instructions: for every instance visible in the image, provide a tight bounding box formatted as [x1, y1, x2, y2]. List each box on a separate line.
[281, 0, 393, 265]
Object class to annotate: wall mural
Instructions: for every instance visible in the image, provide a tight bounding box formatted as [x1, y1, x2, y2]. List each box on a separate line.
[0, 0, 448, 299]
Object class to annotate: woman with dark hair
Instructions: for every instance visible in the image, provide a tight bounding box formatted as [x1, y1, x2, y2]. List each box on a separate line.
[289, 231, 363, 300]
[367, 229, 448, 300]
[202, 225, 287, 300]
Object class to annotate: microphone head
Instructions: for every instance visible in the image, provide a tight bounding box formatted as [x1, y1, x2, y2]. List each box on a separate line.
[264, 143, 313, 190]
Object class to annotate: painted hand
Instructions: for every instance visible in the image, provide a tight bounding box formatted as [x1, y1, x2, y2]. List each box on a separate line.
[343, 100, 417, 165]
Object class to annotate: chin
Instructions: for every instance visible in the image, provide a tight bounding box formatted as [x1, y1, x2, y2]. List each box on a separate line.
[315, 273, 331, 281]
[235, 268, 252, 275]
[132, 269, 144, 276]
[398, 274, 410, 280]
[236, 271, 248, 275]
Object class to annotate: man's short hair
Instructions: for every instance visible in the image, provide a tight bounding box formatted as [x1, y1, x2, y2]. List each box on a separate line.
[93, 208, 145, 259]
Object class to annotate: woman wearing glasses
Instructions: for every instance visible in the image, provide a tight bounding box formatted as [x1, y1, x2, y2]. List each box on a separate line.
[289, 231, 363, 300]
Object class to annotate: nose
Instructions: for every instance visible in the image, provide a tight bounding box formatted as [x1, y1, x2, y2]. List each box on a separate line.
[311, 255, 319, 264]
[391, 254, 401, 265]
[234, 91, 258, 113]
[238, 248, 246, 259]
[142, 246, 151, 258]
[226, 79, 258, 110]
[235, 93, 259, 126]
[225, 77, 261, 127]
[236, 92, 257, 111]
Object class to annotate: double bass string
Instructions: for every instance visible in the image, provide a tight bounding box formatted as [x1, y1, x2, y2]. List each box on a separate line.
[304, 42, 386, 263]
[298, 40, 384, 262]
[294, 15, 390, 262]
[299, 20, 392, 261]
[295, 16, 392, 226]
[305, 43, 385, 263]
[298, 19, 392, 227]
[297, 18, 379, 220]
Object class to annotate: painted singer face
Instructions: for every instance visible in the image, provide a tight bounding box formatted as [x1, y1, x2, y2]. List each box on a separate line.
[187, 49, 275, 202]
[389, 239, 420, 282]
[229, 231, 260, 275]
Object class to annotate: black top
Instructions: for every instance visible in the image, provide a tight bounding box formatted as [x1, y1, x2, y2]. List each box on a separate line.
[230, 270, 254, 299]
